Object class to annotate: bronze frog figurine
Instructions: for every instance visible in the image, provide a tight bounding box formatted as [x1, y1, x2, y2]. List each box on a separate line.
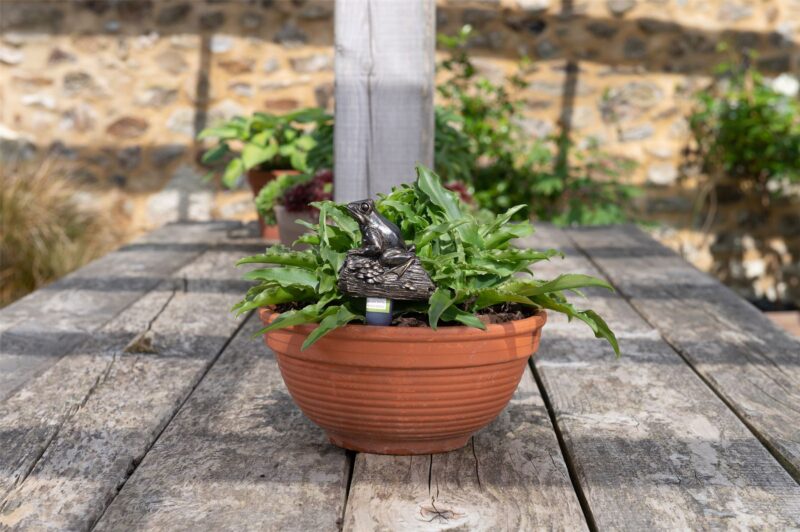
[338, 198, 435, 300]
[345, 199, 417, 278]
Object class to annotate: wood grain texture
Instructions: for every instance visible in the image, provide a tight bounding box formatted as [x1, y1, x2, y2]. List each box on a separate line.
[343, 365, 588, 531]
[95, 316, 350, 531]
[567, 225, 800, 481]
[334, 0, 435, 202]
[0, 221, 241, 401]
[0, 242, 258, 530]
[522, 225, 800, 530]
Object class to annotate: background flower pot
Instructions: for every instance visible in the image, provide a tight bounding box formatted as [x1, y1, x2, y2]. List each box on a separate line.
[247, 169, 298, 240]
[259, 308, 547, 455]
[274, 205, 317, 247]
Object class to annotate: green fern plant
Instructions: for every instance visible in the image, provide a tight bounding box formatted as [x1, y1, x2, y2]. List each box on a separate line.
[233, 165, 619, 353]
[198, 108, 331, 189]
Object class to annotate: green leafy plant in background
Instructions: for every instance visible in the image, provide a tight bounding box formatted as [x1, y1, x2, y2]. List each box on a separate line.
[233, 165, 619, 353]
[254, 172, 313, 225]
[433, 106, 476, 184]
[306, 114, 334, 173]
[688, 49, 800, 204]
[198, 108, 331, 189]
[436, 25, 638, 225]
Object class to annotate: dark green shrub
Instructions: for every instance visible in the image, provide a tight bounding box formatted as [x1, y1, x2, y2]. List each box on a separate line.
[436, 26, 638, 224]
[688, 53, 800, 200]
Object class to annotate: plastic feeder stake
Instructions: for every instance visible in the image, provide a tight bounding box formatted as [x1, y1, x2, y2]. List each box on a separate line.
[366, 297, 393, 326]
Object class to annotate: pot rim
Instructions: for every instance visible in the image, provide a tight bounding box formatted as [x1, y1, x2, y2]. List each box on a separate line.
[258, 307, 547, 343]
[247, 168, 299, 177]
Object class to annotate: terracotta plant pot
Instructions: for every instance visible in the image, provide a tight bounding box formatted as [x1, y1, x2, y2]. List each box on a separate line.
[274, 205, 317, 247]
[246, 169, 298, 240]
[259, 308, 547, 455]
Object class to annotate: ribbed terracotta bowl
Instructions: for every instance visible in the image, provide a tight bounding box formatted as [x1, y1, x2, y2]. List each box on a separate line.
[259, 308, 547, 455]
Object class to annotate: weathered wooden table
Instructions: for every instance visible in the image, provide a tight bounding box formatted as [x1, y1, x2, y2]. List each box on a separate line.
[1, 221, 799, 530]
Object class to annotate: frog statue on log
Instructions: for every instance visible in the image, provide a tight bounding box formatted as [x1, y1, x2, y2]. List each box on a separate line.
[338, 199, 435, 301]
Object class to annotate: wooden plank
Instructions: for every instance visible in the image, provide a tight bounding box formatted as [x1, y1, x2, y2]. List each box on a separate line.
[568, 225, 800, 481]
[519, 225, 800, 530]
[0, 286, 177, 504]
[0, 221, 241, 401]
[0, 239, 259, 530]
[95, 316, 351, 531]
[343, 370, 588, 530]
[334, 0, 435, 201]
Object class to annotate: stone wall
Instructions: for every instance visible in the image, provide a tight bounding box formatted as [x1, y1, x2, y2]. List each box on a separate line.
[1, 0, 798, 305]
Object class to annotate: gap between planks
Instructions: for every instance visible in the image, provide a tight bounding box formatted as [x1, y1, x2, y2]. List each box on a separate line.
[528, 358, 598, 532]
[88, 312, 251, 531]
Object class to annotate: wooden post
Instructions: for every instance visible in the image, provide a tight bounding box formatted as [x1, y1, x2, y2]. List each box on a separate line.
[333, 0, 435, 202]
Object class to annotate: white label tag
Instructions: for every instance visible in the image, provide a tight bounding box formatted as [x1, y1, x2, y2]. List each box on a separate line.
[366, 298, 391, 313]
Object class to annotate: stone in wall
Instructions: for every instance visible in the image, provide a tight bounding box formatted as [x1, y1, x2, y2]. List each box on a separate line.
[135, 87, 178, 108]
[118, 0, 154, 22]
[619, 124, 655, 142]
[155, 50, 189, 74]
[209, 100, 246, 125]
[515, 117, 554, 139]
[63, 72, 98, 97]
[263, 99, 301, 112]
[151, 145, 187, 167]
[290, 54, 333, 73]
[647, 163, 678, 186]
[600, 81, 663, 123]
[218, 58, 255, 74]
[230, 82, 254, 98]
[156, 3, 192, 26]
[167, 108, 196, 138]
[299, 3, 334, 20]
[48, 47, 77, 64]
[21, 94, 56, 111]
[607, 0, 636, 16]
[516, 0, 550, 13]
[263, 57, 280, 73]
[718, 2, 753, 22]
[117, 146, 141, 171]
[199, 11, 226, 31]
[586, 22, 618, 39]
[560, 106, 595, 130]
[0, 46, 24, 65]
[240, 12, 263, 31]
[623, 37, 647, 59]
[106, 117, 149, 139]
[274, 22, 308, 47]
[210, 35, 234, 54]
[3, 4, 64, 31]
